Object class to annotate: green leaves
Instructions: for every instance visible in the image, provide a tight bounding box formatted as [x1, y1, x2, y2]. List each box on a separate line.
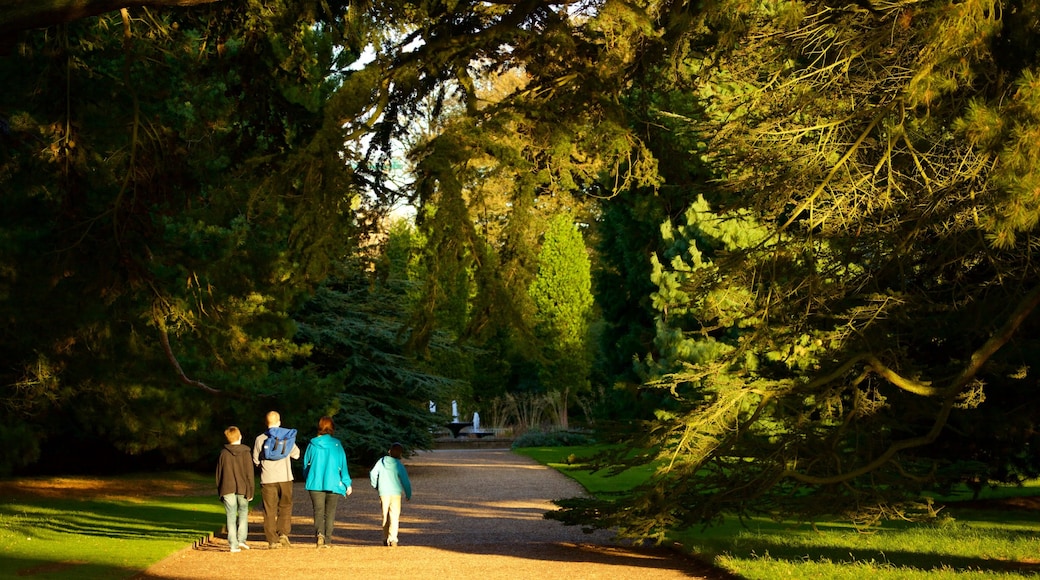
[529, 214, 594, 347]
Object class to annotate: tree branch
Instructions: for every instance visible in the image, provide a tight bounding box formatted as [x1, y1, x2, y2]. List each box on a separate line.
[0, 0, 223, 37]
[782, 285, 1040, 485]
[864, 354, 940, 397]
[158, 325, 220, 394]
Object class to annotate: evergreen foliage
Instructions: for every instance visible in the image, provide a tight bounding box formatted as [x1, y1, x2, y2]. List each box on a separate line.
[5, 0, 1040, 543]
[529, 214, 595, 427]
[0, 1, 368, 473]
[551, 0, 1040, 538]
[290, 259, 458, 463]
[511, 429, 596, 448]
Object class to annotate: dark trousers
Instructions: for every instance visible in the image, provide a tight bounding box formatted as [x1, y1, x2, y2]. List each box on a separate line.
[261, 481, 293, 543]
[308, 490, 340, 542]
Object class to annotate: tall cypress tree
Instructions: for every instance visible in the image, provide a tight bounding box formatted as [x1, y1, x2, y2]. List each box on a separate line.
[529, 214, 594, 427]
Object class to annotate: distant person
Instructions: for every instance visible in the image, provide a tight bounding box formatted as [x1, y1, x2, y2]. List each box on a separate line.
[302, 416, 353, 548]
[252, 411, 300, 548]
[216, 426, 254, 553]
[369, 442, 412, 547]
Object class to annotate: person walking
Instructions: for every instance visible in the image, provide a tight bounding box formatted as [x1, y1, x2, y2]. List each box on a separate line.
[252, 411, 300, 549]
[302, 416, 353, 548]
[216, 426, 254, 553]
[369, 442, 412, 547]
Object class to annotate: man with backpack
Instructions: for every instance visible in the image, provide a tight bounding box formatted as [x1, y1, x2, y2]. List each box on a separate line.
[252, 410, 300, 549]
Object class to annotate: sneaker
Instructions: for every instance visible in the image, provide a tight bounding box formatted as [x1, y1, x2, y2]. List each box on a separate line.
[238, 542, 250, 550]
[268, 542, 281, 549]
[389, 541, 398, 547]
[230, 547, 241, 553]
[279, 534, 291, 548]
[316, 534, 325, 548]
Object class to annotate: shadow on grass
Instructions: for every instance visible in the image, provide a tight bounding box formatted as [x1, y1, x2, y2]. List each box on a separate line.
[0, 554, 141, 580]
[721, 536, 1040, 576]
[687, 514, 1040, 578]
[0, 497, 221, 541]
[1, 496, 220, 580]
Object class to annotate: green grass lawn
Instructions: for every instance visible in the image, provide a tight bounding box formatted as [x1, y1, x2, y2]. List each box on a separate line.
[515, 445, 1040, 580]
[0, 472, 226, 579]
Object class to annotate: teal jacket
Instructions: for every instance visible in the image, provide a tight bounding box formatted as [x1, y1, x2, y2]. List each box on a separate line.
[303, 435, 352, 495]
[370, 455, 411, 499]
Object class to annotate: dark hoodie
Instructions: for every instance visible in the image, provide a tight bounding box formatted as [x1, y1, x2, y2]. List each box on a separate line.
[216, 443, 255, 500]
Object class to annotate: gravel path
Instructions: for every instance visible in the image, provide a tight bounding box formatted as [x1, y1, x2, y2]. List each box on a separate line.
[135, 448, 730, 579]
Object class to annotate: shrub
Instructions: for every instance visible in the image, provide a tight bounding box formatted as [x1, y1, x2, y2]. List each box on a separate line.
[511, 429, 596, 448]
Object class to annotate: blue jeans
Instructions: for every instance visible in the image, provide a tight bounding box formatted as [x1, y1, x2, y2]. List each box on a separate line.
[221, 493, 250, 548]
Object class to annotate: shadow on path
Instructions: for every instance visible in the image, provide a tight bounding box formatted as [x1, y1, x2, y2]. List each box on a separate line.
[137, 448, 734, 579]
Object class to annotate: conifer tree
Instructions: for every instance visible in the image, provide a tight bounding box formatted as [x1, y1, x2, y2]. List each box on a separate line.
[0, 1, 365, 472]
[529, 214, 594, 427]
[553, 0, 1040, 535]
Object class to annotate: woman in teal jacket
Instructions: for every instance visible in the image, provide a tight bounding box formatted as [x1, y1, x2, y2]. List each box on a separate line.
[303, 416, 352, 548]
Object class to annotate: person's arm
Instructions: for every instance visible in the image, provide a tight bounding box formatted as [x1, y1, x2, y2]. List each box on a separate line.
[215, 452, 224, 497]
[302, 444, 313, 478]
[290, 441, 301, 460]
[240, 452, 255, 501]
[252, 435, 264, 466]
[399, 463, 412, 501]
[340, 448, 353, 493]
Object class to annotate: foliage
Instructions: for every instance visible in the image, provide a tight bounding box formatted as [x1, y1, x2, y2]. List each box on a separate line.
[0, 1, 365, 474]
[523, 0, 1040, 539]
[365, 0, 655, 367]
[6, 0, 1040, 554]
[329, 0, 1040, 537]
[528, 214, 595, 426]
[290, 258, 463, 464]
[510, 429, 596, 449]
[529, 215, 594, 348]
[525, 445, 1040, 579]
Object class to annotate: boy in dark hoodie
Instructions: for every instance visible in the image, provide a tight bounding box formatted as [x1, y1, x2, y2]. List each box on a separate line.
[216, 426, 255, 552]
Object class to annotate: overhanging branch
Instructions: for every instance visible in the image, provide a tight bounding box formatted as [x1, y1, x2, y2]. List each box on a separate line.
[0, 0, 223, 37]
[782, 285, 1040, 485]
[158, 325, 220, 394]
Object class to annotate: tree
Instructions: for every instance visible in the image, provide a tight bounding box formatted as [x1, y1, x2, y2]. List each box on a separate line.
[529, 213, 594, 428]
[290, 255, 458, 464]
[551, 0, 1040, 537]
[0, 1, 365, 473]
[354, 0, 659, 361]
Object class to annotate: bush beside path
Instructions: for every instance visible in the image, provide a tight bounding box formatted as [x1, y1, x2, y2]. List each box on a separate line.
[135, 448, 731, 579]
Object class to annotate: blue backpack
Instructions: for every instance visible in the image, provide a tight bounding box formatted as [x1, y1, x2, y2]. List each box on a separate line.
[262, 427, 297, 460]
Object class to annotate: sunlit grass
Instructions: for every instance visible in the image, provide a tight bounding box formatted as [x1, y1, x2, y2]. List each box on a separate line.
[517, 446, 1040, 579]
[0, 472, 225, 579]
[514, 444, 659, 495]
